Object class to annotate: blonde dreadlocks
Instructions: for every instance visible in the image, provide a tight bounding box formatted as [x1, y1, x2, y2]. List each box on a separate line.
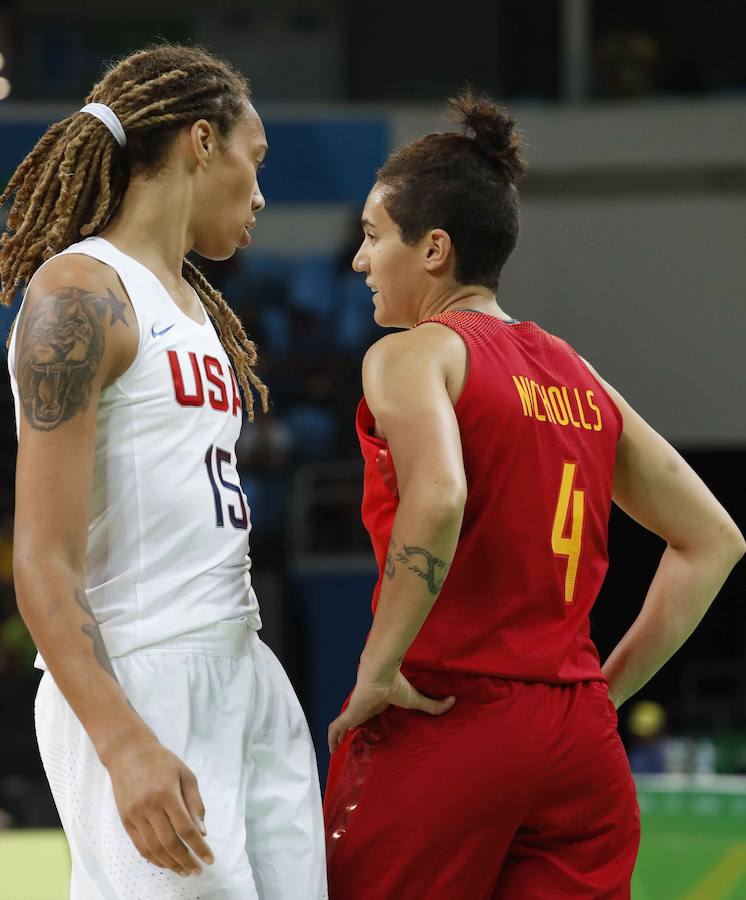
[0, 43, 268, 419]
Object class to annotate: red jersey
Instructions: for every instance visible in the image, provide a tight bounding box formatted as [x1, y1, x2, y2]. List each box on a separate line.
[357, 311, 623, 683]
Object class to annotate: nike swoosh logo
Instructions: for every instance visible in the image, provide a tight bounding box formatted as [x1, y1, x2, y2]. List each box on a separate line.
[151, 324, 175, 337]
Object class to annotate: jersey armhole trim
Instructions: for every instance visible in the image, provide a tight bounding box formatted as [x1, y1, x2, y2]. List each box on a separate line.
[62, 250, 144, 391]
[576, 354, 624, 440]
[413, 318, 473, 414]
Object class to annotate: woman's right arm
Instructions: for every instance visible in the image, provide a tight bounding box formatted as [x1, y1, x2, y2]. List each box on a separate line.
[598, 381, 744, 708]
[12, 256, 213, 877]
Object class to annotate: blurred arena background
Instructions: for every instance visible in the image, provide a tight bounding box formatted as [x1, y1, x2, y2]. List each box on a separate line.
[0, 1, 744, 897]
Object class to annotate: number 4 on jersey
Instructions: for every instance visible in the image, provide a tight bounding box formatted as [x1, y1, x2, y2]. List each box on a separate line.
[552, 462, 585, 603]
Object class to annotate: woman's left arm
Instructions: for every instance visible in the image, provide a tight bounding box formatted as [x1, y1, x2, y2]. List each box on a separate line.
[328, 329, 466, 752]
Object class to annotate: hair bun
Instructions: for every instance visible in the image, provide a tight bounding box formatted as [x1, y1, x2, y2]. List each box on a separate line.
[448, 89, 526, 184]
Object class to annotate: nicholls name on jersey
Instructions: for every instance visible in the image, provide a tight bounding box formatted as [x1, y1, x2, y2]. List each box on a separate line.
[8, 236, 261, 665]
[357, 310, 622, 683]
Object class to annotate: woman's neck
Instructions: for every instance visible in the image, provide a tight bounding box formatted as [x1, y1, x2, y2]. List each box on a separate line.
[98, 172, 194, 286]
[416, 284, 513, 325]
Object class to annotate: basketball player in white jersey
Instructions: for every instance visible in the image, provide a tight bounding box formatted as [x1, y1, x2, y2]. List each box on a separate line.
[1, 45, 327, 898]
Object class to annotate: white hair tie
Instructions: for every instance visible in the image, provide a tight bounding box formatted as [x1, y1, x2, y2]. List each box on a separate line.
[79, 102, 127, 148]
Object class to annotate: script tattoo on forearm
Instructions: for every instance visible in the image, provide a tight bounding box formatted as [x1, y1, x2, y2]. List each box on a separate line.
[16, 286, 128, 431]
[73, 588, 118, 682]
[384, 538, 396, 578]
[384, 538, 450, 596]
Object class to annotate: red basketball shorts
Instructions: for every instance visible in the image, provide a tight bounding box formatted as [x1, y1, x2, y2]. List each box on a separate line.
[324, 671, 639, 900]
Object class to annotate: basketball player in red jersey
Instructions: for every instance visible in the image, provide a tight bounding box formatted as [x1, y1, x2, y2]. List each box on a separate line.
[323, 92, 745, 899]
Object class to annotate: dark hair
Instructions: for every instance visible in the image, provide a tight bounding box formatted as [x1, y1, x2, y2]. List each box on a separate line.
[377, 90, 526, 293]
[0, 43, 268, 418]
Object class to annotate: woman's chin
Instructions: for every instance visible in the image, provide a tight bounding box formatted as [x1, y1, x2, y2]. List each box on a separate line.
[373, 308, 411, 330]
[373, 309, 395, 328]
[373, 302, 395, 327]
[192, 238, 236, 262]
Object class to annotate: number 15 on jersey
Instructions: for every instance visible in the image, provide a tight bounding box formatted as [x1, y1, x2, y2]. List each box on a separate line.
[204, 443, 249, 530]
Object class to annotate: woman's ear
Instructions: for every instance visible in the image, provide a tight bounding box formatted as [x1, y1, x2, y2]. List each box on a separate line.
[424, 228, 453, 273]
[189, 119, 215, 169]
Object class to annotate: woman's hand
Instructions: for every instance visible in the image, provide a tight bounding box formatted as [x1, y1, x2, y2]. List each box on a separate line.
[328, 671, 455, 753]
[106, 739, 214, 877]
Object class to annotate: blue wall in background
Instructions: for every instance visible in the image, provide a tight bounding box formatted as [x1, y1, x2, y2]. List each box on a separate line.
[294, 568, 377, 786]
[261, 120, 387, 203]
[0, 117, 389, 204]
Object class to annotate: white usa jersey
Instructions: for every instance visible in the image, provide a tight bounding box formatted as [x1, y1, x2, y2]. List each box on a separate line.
[8, 236, 262, 664]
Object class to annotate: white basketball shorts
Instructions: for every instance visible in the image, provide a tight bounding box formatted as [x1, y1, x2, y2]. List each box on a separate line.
[35, 619, 328, 899]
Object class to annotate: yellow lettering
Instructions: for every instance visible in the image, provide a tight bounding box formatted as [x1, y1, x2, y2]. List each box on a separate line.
[548, 386, 569, 425]
[573, 387, 593, 430]
[538, 384, 557, 424]
[586, 390, 603, 431]
[561, 386, 581, 428]
[530, 381, 547, 422]
[512, 375, 533, 417]
[513, 378, 603, 432]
